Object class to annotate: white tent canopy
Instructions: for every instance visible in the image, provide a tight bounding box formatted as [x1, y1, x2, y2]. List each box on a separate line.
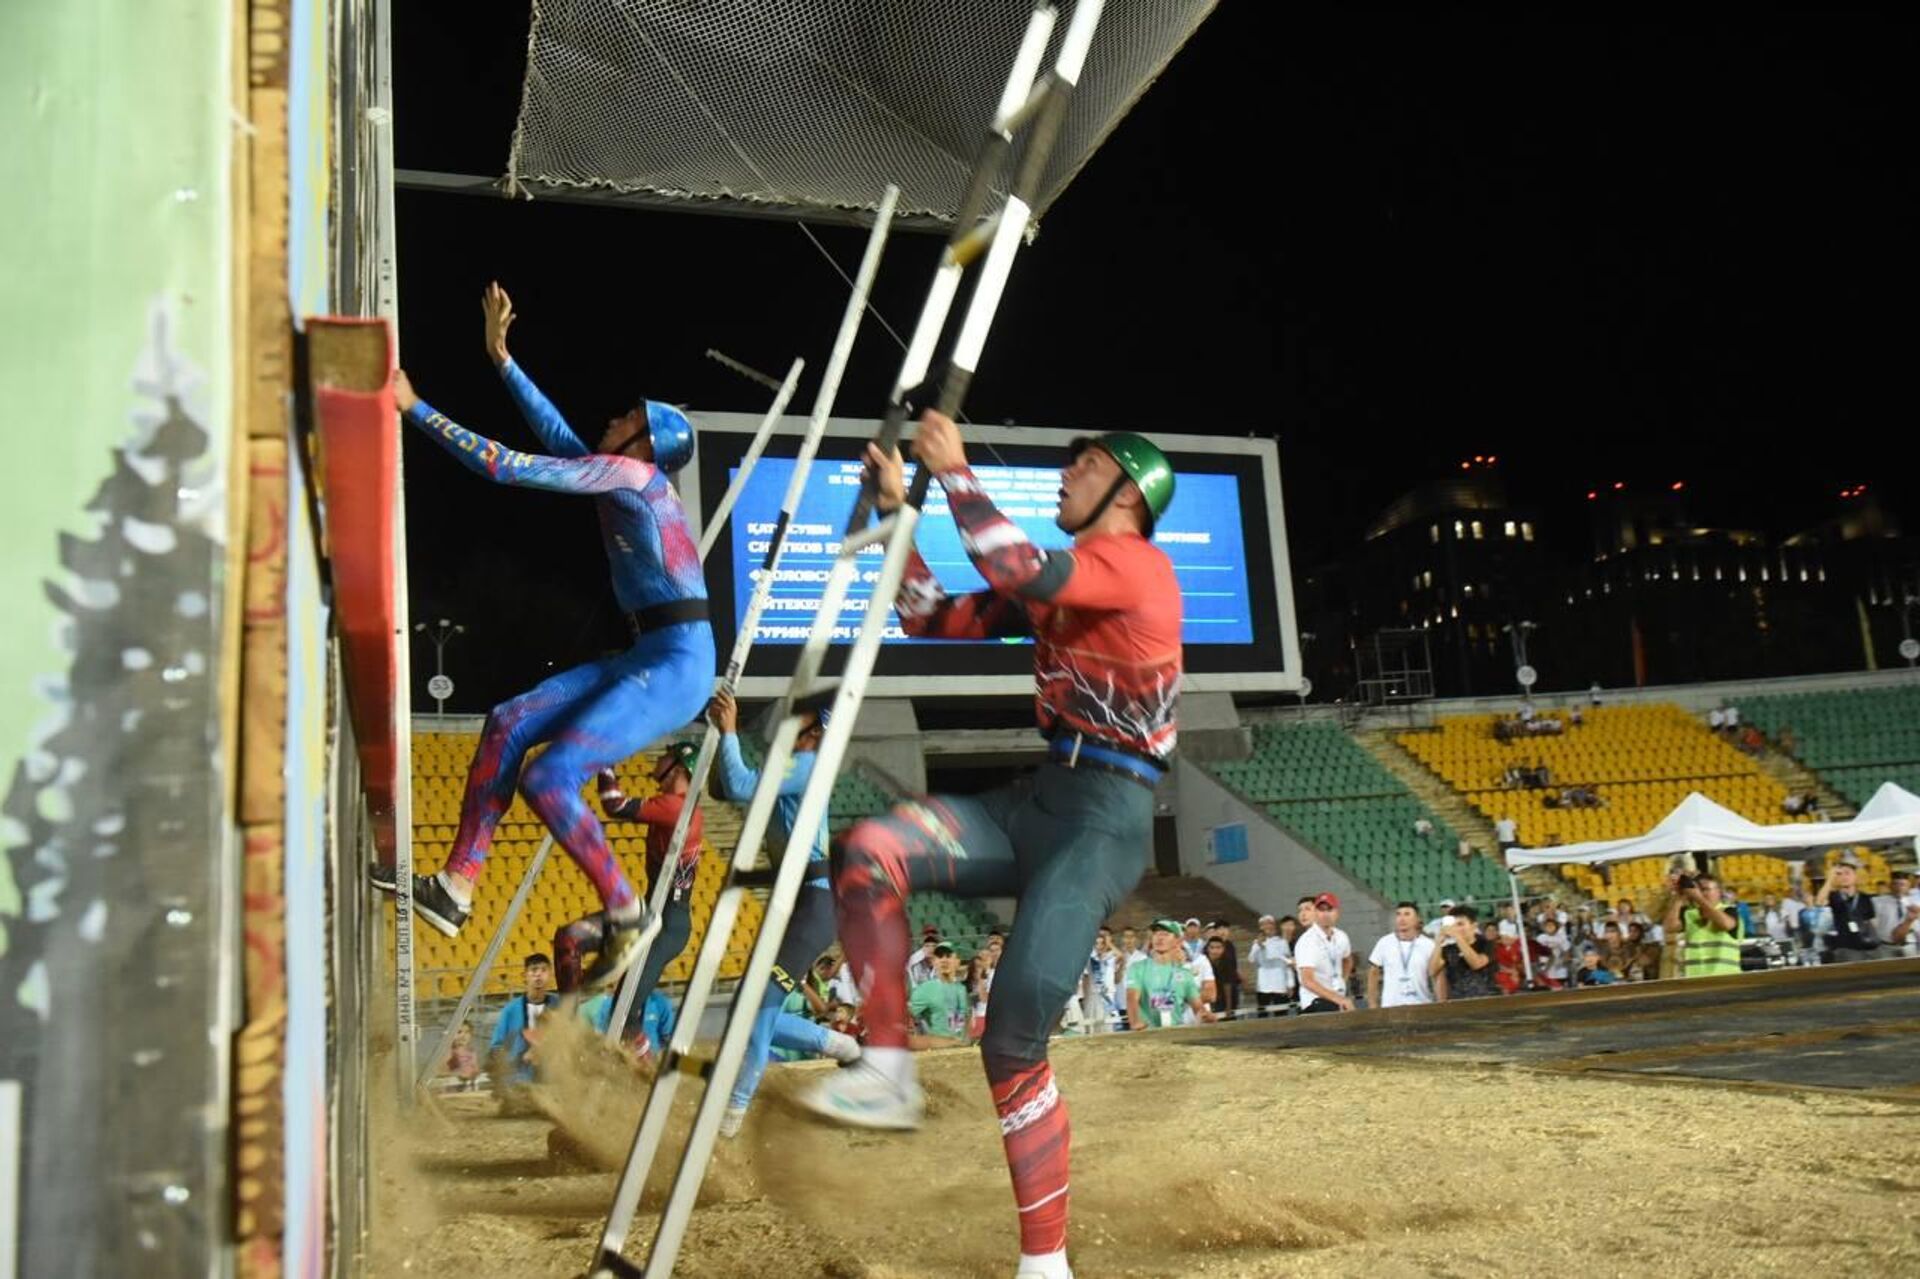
[1503, 783, 1920, 869]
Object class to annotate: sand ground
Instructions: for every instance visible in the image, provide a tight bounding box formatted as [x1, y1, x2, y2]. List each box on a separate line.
[367, 1014, 1920, 1279]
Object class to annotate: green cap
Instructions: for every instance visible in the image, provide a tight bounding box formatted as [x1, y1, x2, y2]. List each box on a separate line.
[1149, 917, 1183, 935]
[1075, 432, 1175, 534]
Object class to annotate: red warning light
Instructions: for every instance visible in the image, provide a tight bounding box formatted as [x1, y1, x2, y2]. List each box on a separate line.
[1586, 491, 1598, 501]
[1670, 481, 1685, 492]
[1612, 481, 1625, 491]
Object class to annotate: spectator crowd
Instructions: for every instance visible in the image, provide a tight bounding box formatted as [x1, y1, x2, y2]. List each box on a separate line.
[435, 855, 1919, 1092]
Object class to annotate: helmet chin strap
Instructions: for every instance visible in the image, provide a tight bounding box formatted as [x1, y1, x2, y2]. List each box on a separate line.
[1066, 473, 1133, 535]
[610, 414, 651, 459]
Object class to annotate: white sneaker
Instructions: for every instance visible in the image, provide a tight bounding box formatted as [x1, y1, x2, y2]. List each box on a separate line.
[718, 1105, 747, 1140]
[797, 1061, 924, 1130]
[821, 1029, 863, 1064]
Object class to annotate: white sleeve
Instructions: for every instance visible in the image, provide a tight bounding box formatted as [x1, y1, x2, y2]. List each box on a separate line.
[1367, 936, 1392, 968]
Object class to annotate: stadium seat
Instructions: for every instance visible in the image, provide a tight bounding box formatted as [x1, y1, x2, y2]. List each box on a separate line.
[1393, 703, 1882, 903]
[1201, 722, 1502, 913]
[408, 732, 1001, 1000]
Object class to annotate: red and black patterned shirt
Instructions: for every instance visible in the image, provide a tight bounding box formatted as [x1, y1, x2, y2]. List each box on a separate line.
[895, 466, 1181, 764]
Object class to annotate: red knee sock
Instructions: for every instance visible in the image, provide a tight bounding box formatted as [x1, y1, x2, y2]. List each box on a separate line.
[832, 826, 913, 1049]
[985, 1053, 1071, 1256]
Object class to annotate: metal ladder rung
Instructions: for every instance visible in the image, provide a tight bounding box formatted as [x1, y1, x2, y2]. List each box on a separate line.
[948, 210, 1004, 270]
[1006, 74, 1056, 133]
[661, 1050, 716, 1081]
[790, 679, 840, 718]
[592, 1252, 645, 1279]
[839, 512, 900, 556]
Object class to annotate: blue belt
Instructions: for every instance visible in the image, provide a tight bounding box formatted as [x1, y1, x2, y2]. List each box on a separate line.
[1046, 734, 1166, 788]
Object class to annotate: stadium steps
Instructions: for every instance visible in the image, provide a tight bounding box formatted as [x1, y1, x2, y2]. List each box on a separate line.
[1113, 871, 1263, 933]
[1355, 727, 1567, 906]
[1726, 724, 1856, 821]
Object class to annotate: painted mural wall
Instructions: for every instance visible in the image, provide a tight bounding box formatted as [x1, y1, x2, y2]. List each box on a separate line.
[0, 2, 237, 1275]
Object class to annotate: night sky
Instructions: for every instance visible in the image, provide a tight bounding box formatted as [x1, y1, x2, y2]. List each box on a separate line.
[392, 5, 1914, 710]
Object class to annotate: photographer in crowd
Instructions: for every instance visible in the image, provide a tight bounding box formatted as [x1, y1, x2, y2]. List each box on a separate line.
[1662, 870, 1744, 978]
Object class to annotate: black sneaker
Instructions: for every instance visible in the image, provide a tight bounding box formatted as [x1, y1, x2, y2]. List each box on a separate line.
[410, 873, 470, 938]
[580, 906, 663, 992]
[369, 862, 397, 893]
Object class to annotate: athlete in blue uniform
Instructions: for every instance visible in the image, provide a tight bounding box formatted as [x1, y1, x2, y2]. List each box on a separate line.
[389, 283, 713, 990]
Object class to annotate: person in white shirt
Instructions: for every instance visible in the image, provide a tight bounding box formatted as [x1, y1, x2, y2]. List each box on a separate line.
[1181, 918, 1206, 960]
[1424, 900, 1458, 939]
[1295, 892, 1354, 1013]
[1535, 915, 1573, 986]
[1367, 903, 1440, 1008]
[1182, 946, 1216, 1025]
[1495, 816, 1519, 850]
[1084, 927, 1122, 1032]
[1873, 870, 1920, 957]
[1247, 914, 1295, 1015]
[905, 928, 941, 989]
[1495, 902, 1521, 939]
[1760, 895, 1794, 942]
[1120, 926, 1149, 974]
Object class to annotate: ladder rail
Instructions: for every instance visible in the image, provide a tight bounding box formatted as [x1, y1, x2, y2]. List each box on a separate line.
[604, 185, 900, 1044]
[638, 510, 924, 1275]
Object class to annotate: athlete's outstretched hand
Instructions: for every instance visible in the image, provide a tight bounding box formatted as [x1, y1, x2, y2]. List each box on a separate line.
[482, 281, 516, 367]
[394, 368, 418, 412]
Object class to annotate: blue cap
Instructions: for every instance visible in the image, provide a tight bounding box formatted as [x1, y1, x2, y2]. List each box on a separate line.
[646, 401, 696, 473]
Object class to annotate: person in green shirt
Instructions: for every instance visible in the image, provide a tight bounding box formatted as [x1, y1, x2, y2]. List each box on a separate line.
[1663, 871, 1745, 978]
[1126, 919, 1218, 1030]
[908, 945, 972, 1044]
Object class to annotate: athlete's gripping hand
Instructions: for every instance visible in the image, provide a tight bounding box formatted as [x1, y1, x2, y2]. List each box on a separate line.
[482, 281, 516, 367]
[910, 408, 967, 476]
[394, 368, 419, 413]
[707, 688, 739, 734]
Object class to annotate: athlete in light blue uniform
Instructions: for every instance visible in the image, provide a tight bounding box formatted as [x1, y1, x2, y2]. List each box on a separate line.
[707, 689, 860, 1135]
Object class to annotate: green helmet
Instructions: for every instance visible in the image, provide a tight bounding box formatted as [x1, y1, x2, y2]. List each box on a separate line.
[651, 741, 698, 780]
[1070, 432, 1175, 534]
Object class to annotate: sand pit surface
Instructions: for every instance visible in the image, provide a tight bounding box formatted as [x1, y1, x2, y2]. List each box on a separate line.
[370, 1021, 1920, 1278]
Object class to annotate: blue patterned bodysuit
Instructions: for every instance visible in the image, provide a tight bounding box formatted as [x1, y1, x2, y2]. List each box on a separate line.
[405, 360, 714, 912]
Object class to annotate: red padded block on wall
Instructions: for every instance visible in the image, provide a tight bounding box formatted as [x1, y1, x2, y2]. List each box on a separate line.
[308, 317, 400, 857]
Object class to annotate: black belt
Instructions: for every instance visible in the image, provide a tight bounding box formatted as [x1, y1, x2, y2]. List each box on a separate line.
[625, 599, 710, 636]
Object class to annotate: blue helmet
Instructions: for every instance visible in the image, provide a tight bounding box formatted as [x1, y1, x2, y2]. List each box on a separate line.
[645, 401, 696, 473]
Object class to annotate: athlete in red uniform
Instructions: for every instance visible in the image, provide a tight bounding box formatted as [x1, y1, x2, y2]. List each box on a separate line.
[801, 409, 1180, 1279]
